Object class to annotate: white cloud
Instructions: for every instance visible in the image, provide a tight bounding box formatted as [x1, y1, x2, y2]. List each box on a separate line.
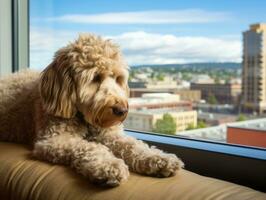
[108, 31, 241, 65]
[30, 29, 241, 70]
[30, 29, 76, 69]
[44, 9, 231, 24]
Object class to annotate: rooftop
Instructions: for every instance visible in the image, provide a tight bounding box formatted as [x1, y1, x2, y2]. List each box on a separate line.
[250, 23, 266, 31]
[142, 93, 176, 98]
[129, 93, 180, 105]
[227, 118, 266, 131]
[129, 108, 191, 115]
[177, 118, 266, 142]
[177, 125, 227, 142]
[198, 112, 237, 121]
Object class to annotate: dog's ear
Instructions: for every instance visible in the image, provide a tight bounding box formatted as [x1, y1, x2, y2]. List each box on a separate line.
[39, 56, 77, 118]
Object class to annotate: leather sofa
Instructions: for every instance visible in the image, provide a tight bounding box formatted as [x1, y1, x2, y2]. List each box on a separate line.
[0, 142, 265, 200]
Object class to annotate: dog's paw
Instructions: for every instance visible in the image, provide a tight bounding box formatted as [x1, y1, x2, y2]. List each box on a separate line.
[144, 154, 184, 177]
[91, 158, 130, 187]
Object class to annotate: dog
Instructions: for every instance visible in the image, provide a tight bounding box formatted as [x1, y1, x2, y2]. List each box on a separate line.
[0, 34, 183, 187]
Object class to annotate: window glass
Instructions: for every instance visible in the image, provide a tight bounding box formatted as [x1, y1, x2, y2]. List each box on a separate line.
[30, 0, 266, 149]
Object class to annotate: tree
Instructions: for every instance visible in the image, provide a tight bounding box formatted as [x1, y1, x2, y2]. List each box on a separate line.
[186, 123, 195, 130]
[214, 77, 220, 84]
[153, 113, 177, 135]
[129, 70, 136, 81]
[208, 94, 218, 105]
[237, 114, 247, 121]
[185, 121, 206, 130]
[197, 120, 207, 128]
[182, 72, 191, 81]
[156, 73, 165, 81]
[150, 72, 156, 79]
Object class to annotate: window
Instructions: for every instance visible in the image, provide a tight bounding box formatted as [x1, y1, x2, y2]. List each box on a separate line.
[30, 0, 266, 150]
[0, 0, 28, 76]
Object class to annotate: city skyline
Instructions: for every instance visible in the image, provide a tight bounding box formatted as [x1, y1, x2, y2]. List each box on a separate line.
[30, 0, 266, 69]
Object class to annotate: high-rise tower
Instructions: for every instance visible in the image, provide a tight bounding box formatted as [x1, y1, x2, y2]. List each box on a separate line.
[242, 23, 266, 114]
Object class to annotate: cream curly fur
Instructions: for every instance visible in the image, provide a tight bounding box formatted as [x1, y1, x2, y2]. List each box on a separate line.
[0, 34, 183, 187]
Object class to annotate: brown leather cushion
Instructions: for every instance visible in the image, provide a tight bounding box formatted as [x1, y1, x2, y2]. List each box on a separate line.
[0, 142, 265, 200]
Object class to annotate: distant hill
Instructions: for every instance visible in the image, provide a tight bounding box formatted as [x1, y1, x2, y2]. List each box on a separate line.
[131, 62, 241, 70]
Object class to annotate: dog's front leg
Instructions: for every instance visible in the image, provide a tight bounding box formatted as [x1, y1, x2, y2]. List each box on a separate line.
[97, 128, 184, 177]
[33, 134, 129, 186]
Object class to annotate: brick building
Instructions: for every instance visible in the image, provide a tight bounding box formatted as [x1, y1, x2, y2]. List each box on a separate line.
[227, 118, 266, 148]
[190, 83, 241, 104]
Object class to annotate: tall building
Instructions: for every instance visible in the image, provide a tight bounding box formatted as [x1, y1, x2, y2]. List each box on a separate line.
[241, 23, 266, 114]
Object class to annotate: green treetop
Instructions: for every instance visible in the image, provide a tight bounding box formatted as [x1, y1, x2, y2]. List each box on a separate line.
[208, 94, 218, 105]
[237, 114, 247, 121]
[153, 113, 177, 135]
[185, 120, 207, 130]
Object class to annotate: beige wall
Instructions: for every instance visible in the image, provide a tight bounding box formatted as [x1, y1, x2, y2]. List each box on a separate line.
[124, 113, 153, 132]
[124, 110, 197, 133]
[175, 90, 201, 102]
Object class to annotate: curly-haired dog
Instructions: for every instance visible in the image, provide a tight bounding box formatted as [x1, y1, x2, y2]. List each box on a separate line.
[0, 34, 183, 186]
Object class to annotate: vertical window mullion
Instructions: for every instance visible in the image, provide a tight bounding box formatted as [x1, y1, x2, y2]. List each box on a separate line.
[12, 0, 29, 72]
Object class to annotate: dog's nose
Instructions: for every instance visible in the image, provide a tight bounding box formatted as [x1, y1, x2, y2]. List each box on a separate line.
[112, 106, 128, 116]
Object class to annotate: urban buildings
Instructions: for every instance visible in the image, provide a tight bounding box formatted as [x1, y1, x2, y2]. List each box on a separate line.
[175, 89, 201, 102]
[130, 93, 178, 108]
[129, 76, 178, 89]
[129, 93, 190, 109]
[124, 108, 197, 133]
[197, 112, 237, 126]
[177, 125, 227, 142]
[241, 23, 266, 114]
[227, 118, 266, 148]
[190, 74, 214, 84]
[130, 88, 201, 102]
[126, 23, 266, 148]
[125, 93, 197, 132]
[130, 88, 177, 97]
[190, 83, 241, 104]
[177, 118, 266, 148]
[195, 103, 237, 114]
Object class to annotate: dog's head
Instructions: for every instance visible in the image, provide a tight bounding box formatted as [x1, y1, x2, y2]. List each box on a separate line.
[40, 34, 129, 128]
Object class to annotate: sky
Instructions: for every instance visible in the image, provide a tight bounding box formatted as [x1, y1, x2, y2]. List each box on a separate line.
[30, 0, 266, 69]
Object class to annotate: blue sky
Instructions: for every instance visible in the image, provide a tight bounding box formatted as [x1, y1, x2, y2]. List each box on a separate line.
[30, 0, 266, 69]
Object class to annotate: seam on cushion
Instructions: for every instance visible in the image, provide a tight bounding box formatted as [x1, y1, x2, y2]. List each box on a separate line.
[189, 177, 260, 200]
[27, 165, 57, 200]
[6, 160, 27, 199]
[202, 184, 243, 200]
[5, 159, 56, 200]
[211, 186, 266, 200]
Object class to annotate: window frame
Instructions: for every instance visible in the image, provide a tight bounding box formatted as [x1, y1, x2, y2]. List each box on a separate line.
[12, 0, 29, 72]
[126, 130, 266, 192]
[125, 129, 266, 160]
[0, 0, 28, 77]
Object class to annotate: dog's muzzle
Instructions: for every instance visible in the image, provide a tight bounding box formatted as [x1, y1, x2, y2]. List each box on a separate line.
[112, 106, 128, 117]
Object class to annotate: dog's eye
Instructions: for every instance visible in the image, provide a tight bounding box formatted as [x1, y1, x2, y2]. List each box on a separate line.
[116, 76, 124, 85]
[93, 74, 102, 83]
